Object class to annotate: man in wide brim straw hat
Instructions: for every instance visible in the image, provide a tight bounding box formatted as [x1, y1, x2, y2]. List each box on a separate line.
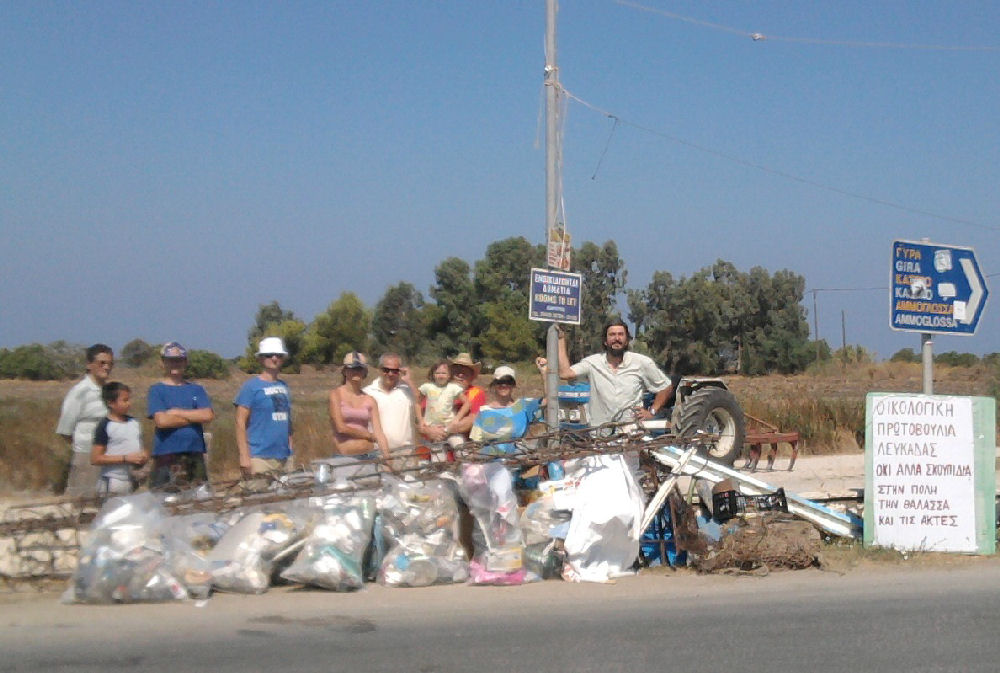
[445, 353, 486, 438]
[448, 353, 481, 378]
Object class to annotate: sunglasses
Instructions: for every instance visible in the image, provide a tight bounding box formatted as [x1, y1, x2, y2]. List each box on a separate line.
[381, 367, 401, 374]
[261, 353, 285, 359]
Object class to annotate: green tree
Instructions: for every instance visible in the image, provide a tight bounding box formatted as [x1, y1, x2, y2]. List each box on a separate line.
[478, 294, 540, 363]
[372, 282, 427, 361]
[301, 292, 371, 365]
[0, 342, 83, 380]
[574, 240, 627, 355]
[473, 237, 546, 360]
[427, 257, 477, 356]
[239, 301, 306, 373]
[834, 345, 873, 365]
[628, 261, 811, 375]
[934, 351, 978, 367]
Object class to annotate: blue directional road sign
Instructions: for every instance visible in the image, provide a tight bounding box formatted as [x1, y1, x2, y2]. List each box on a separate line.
[890, 240, 989, 335]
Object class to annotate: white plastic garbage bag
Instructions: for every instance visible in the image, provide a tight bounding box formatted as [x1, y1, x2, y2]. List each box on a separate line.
[209, 507, 305, 594]
[562, 454, 645, 583]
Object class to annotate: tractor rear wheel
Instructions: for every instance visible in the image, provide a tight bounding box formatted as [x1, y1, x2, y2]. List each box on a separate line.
[676, 388, 745, 466]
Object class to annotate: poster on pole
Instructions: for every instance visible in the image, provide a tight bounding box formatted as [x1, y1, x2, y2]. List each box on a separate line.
[529, 268, 582, 324]
[864, 393, 996, 554]
[547, 222, 571, 271]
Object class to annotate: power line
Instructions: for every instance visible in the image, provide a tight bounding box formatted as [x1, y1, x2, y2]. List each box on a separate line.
[561, 87, 999, 233]
[615, 0, 1000, 51]
[810, 287, 886, 293]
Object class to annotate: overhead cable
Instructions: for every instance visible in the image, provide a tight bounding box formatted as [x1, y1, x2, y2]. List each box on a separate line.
[615, 0, 1000, 51]
[561, 87, 999, 233]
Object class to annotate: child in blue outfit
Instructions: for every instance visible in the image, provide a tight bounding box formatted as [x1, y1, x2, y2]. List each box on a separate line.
[469, 360, 547, 454]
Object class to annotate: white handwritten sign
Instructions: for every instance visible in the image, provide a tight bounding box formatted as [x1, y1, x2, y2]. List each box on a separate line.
[868, 394, 976, 552]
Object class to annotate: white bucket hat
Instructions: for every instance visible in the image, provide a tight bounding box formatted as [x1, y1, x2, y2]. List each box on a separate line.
[256, 336, 289, 356]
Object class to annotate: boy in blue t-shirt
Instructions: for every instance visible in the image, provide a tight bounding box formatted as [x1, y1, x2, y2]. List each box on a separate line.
[234, 336, 293, 476]
[147, 342, 215, 489]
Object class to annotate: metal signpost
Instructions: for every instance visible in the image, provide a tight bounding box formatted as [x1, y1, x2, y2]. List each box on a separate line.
[890, 239, 989, 393]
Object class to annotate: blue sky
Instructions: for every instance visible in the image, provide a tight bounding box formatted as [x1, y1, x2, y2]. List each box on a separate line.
[2, 1, 997, 360]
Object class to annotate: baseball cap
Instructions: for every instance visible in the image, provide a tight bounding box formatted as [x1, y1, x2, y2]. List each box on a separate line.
[342, 351, 368, 369]
[492, 365, 516, 383]
[160, 342, 188, 359]
[256, 336, 289, 356]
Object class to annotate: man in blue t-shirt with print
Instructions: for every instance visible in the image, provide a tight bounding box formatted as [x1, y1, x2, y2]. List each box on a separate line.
[234, 336, 293, 477]
[147, 341, 215, 489]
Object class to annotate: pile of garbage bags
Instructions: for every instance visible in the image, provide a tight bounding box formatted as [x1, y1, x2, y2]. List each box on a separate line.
[66, 455, 744, 602]
[63, 469, 583, 603]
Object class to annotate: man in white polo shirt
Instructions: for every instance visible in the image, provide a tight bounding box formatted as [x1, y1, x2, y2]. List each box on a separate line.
[363, 353, 419, 468]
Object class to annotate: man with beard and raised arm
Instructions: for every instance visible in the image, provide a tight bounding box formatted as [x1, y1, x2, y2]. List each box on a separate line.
[557, 320, 672, 430]
[555, 319, 672, 583]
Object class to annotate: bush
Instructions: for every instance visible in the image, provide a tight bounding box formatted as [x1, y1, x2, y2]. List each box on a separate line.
[889, 348, 920, 363]
[934, 351, 978, 368]
[122, 338, 156, 367]
[185, 350, 230, 379]
[0, 342, 83, 380]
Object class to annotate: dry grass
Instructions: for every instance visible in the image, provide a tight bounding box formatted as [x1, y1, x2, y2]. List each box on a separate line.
[727, 360, 999, 454]
[1, 360, 996, 496]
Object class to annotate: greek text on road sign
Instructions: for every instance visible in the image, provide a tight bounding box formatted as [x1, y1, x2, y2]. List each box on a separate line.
[529, 268, 582, 324]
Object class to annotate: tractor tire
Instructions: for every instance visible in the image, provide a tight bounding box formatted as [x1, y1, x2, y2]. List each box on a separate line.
[676, 387, 745, 466]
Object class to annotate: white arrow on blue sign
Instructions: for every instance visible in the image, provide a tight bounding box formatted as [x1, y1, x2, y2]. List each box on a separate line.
[890, 240, 990, 335]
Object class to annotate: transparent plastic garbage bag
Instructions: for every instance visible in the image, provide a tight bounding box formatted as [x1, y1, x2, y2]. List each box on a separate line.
[280, 494, 375, 591]
[64, 492, 201, 604]
[377, 476, 468, 587]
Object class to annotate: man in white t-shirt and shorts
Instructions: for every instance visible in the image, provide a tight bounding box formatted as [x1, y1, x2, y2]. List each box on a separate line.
[364, 353, 419, 469]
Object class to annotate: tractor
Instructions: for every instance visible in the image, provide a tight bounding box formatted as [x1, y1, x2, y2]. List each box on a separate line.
[557, 375, 746, 466]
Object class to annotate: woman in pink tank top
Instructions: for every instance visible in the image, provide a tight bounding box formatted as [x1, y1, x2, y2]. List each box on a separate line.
[328, 351, 390, 459]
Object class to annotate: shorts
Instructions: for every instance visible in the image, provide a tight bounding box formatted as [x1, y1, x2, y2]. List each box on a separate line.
[97, 475, 133, 499]
[65, 452, 102, 499]
[150, 453, 208, 490]
[249, 457, 291, 475]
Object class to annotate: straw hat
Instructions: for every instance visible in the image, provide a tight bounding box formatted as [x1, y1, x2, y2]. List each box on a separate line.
[449, 352, 481, 377]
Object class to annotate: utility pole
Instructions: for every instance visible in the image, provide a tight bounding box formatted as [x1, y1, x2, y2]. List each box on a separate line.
[544, 0, 561, 430]
[812, 289, 819, 363]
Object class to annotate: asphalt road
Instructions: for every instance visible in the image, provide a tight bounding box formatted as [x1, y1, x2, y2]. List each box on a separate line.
[4, 562, 999, 673]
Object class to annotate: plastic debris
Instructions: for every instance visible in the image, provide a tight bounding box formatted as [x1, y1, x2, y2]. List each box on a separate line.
[209, 505, 306, 594]
[459, 463, 533, 585]
[377, 477, 468, 588]
[281, 495, 375, 591]
[64, 493, 209, 604]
